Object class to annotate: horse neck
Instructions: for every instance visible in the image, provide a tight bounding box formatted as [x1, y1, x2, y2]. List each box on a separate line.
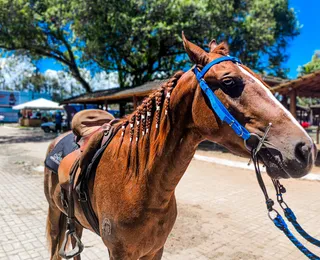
[133, 71, 203, 208]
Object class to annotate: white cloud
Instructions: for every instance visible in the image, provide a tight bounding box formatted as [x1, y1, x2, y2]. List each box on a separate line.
[0, 55, 35, 89]
[0, 53, 119, 95]
[90, 71, 119, 90]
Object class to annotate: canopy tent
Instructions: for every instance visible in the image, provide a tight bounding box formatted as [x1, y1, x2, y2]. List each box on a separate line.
[12, 98, 64, 110]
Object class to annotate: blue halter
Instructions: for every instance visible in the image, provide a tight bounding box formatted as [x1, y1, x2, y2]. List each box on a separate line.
[193, 56, 251, 140]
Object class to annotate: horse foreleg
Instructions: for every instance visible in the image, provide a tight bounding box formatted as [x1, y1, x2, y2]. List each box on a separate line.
[140, 247, 164, 260]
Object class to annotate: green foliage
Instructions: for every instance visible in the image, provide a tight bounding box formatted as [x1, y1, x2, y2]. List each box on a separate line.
[298, 51, 320, 76]
[0, 0, 300, 90]
[0, 0, 91, 92]
[296, 51, 320, 106]
[73, 0, 300, 86]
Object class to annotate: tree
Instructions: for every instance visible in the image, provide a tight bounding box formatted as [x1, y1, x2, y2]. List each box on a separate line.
[0, 0, 300, 90]
[73, 0, 299, 86]
[0, 54, 35, 90]
[298, 51, 320, 76]
[0, 0, 92, 92]
[295, 51, 320, 107]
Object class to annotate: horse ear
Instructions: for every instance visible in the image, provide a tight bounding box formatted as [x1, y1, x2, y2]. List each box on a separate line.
[182, 32, 209, 66]
[209, 39, 218, 52]
[212, 42, 229, 56]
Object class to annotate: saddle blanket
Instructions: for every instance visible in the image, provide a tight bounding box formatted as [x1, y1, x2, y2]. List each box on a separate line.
[45, 133, 79, 174]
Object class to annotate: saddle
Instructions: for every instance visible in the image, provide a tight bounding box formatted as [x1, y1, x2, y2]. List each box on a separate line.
[58, 109, 114, 187]
[56, 109, 119, 259]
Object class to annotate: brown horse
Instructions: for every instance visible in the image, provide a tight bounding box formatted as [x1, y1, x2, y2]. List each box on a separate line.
[44, 34, 316, 260]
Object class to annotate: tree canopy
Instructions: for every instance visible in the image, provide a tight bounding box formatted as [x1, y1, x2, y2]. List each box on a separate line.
[298, 51, 320, 76]
[0, 0, 300, 91]
[0, 0, 91, 92]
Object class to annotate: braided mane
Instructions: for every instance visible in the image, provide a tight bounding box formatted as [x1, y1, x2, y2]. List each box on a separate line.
[113, 71, 184, 177]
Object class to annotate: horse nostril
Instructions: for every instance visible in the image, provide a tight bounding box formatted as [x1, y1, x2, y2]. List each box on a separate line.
[295, 142, 312, 164]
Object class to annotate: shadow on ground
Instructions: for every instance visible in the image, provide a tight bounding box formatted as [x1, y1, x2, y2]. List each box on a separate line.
[0, 133, 57, 144]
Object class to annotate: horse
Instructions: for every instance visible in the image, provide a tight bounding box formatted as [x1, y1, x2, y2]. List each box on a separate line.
[44, 33, 316, 260]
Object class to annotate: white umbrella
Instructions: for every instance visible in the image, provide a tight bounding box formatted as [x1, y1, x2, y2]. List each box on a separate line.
[12, 98, 64, 110]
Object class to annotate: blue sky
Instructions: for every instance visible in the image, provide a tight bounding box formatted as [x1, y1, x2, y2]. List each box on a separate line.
[36, 1, 319, 79]
[286, 0, 320, 78]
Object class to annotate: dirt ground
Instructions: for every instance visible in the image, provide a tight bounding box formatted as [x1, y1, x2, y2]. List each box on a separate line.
[0, 125, 319, 260]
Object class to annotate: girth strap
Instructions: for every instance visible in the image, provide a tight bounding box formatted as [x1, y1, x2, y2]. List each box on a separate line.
[75, 124, 121, 235]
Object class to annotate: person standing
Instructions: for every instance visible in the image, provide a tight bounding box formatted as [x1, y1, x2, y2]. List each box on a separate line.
[55, 111, 62, 132]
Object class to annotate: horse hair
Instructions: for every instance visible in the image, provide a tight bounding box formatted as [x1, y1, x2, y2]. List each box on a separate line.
[113, 71, 185, 178]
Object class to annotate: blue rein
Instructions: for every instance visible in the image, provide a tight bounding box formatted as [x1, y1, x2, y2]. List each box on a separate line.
[194, 56, 320, 259]
[193, 56, 250, 140]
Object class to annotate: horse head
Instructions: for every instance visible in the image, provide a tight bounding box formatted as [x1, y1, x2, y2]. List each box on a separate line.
[182, 34, 316, 179]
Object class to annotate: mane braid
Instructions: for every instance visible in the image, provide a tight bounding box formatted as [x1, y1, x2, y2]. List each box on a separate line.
[115, 71, 184, 177]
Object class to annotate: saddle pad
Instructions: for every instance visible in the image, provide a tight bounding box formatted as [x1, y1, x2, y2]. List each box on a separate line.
[45, 133, 79, 174]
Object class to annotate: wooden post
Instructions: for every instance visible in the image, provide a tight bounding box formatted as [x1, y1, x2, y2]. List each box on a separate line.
[104, 100, 108, 111]
[281, 95, 288, 109]
[289, 90, 297, 118]
[310, 108, 313, 125]
[120, 102, 126, 117]
[133, 95, 138, 110]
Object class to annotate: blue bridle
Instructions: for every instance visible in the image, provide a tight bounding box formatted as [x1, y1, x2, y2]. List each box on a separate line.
[194, 56, 320, 259]
[193, 56, 251, 140]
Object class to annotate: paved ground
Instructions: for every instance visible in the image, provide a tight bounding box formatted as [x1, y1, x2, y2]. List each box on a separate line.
[0, 126, 319, 260]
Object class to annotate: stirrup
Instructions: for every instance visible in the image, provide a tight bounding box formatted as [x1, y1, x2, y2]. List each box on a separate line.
[59, 229, 84, 259]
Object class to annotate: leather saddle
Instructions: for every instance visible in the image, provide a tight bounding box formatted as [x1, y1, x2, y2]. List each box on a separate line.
[57, 109, 119, 258]
[58, 109, 115, 189]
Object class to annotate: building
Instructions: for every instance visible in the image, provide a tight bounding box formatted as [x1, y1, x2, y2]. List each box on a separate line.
[0, 91, 51, 122]
[61, 75, 285, 117]
[272, 70, 320, 119]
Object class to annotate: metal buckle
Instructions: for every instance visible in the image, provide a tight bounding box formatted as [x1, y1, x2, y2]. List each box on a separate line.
[78, 192, 87, 202]
[279, 201, 289, 210]
[268, 209, 279, 221]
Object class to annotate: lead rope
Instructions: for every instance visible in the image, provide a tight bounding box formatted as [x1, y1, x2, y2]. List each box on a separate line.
[250, 124, 320, 259]
[252, 154, 320, 259]
[272, 179, 320, 248]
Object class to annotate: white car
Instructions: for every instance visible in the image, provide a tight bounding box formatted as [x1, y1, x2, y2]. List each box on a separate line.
[41, 121, 68, 133]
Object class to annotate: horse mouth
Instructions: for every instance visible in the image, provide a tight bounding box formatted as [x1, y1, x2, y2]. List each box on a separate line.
[258, 145, 313, 179]
[258, 148, 291, 179]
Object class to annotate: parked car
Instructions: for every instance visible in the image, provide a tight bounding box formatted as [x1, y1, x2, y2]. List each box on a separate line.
[41, 121, 68, 133]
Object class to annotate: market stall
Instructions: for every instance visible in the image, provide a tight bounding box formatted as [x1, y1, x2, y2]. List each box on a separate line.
[12, 98, 64, 127]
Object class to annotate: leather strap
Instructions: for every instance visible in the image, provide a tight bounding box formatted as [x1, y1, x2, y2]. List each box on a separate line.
[75, 123, 121, 235]
[193, 56, 251, 140]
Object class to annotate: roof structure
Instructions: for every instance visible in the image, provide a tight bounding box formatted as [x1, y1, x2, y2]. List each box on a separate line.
[61, 75, 284, 105]
[261, 75, 288, 86]
[61, 79, 166, 104]
[12, 98, 64, 110]
[273, 70, 320, 98]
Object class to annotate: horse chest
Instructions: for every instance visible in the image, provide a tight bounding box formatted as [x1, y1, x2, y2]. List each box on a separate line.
[100, 197, 178, 252]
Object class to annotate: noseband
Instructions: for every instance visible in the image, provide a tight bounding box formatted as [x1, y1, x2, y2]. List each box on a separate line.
[193, 57, 320, 259]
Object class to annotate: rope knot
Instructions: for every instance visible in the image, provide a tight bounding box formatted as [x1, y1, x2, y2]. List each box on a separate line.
[273, 215, 288, 231]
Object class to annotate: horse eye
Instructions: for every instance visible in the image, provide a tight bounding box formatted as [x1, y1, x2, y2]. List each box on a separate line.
[222, 78, 235, 87]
